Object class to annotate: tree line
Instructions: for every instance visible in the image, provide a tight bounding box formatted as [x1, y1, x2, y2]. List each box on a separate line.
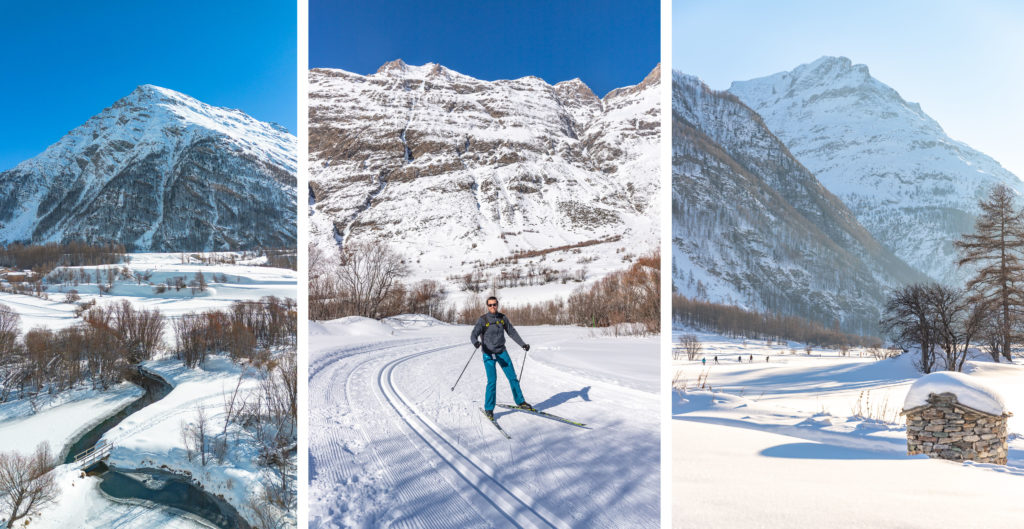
[0, 242, 126, 274]
[310, 242, 660, 332]
[672, 293, 879, 348]
[173, 297, 297, 368]
[881, 185, 1024, 372]
[0, 301, 163, 402]
[0, 295, 296, 403]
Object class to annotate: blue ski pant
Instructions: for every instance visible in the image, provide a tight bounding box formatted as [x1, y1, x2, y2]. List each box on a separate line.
[483, 350, 524, 411]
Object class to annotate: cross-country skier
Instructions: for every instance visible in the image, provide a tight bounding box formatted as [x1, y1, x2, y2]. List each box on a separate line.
[471, 296, 532, 420]
[701, 357, 706, 366]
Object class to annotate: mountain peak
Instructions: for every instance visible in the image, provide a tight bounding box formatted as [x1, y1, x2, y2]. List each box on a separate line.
[376, 58, 407, 73]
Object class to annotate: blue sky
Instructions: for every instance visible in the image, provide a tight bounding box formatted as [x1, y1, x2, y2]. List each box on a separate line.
[0, 0, 296, 171]
[674, 0, 1024, 178]
[310, 0, 660, 98]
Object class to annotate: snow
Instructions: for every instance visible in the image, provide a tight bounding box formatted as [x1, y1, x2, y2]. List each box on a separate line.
[0, 383, 141, 456]
[0, 85, 296, 250]
[904, 371, 1008, 416]
[1, 252, 297, 333]
[673, 329, 1024, 528]
[309, 317, 658, 528]
[309, 61, 659, 305]
[728, 55, 1024, 284]
[309, 316, 395, 338]
[23, 468, 207, 529]
[0, 254, 296, 528]
[675, 420, 1024, 529]
[101, 355, 276, 525]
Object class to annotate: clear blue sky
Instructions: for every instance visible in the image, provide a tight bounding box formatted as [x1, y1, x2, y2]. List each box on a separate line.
[674, 0, 1024, 178]
[310, 0, 660, 98]
[0, 0, 296, 171]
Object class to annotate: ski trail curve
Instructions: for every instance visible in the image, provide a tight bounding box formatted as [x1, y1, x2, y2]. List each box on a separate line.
[380, 346, 573, 529]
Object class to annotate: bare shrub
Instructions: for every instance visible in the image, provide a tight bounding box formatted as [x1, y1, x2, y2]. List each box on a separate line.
[679, 333, 702, 360]
[0, 442, 58, 527]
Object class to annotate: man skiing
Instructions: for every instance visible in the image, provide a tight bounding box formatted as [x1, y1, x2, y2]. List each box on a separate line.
[471, 296, 532, 420]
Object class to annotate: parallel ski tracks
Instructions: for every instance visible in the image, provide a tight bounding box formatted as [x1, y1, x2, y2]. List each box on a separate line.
[380, 345, 572, 529]
[311, 338, 571, 529]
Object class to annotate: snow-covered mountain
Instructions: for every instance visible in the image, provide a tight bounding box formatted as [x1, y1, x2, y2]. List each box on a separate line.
[0, 85, 297, 251]
[729, 56, 1024, 284]
[673, 72, 924, 333]
[309, 60, 659, 296]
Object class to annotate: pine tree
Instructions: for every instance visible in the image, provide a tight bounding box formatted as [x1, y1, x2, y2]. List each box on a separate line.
[954, 185, 1024, 362]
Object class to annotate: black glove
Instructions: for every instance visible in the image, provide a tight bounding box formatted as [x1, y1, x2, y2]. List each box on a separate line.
[473, 341, 481, 348]
[523, 344, 530, 352]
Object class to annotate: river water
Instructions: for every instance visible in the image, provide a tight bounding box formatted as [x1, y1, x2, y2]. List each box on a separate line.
[65, 366, 251, 529]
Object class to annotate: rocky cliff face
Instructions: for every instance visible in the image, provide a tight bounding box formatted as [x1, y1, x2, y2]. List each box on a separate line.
[309, 61, 659, 293]
[0, 85, 297, 251]
[729, 56, 1023, 284]
[673, 72, 925, 333]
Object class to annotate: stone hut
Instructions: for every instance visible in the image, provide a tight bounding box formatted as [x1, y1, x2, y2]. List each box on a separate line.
[901, 371, 1011, 465]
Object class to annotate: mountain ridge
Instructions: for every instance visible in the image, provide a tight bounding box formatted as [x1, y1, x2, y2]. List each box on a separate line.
[729, 55, 1024, 284]
[309, 60, 660, 298]
[0, 85, 297, 251]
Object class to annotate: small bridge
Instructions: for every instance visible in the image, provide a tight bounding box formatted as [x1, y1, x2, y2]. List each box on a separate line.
[73, 440, 112, 470]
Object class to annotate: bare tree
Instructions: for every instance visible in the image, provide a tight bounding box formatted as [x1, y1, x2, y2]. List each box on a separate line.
[881, 284, 940, 374]
[679, 333, 702, 360]
[0, 304, 19, 356]
[337, 242, 409, 318]
[955, 184, 1024, 362]
[927, 286, 984, 372]
[0, 442, 58, 527]
[180, 406, 210, 466]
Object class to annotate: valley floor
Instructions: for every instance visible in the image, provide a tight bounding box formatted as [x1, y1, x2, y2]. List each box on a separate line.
[672, 330, 1024, 528]
[0, 253, 296, 528]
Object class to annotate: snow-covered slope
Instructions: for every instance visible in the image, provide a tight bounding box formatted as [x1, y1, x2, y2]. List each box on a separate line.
[309, 61, 659, 295]
[0, 85, 297, 251]
[729, 56, 1024, 284]
[672, 71, 924, 333]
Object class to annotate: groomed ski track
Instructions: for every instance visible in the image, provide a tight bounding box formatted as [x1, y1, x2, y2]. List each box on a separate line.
[309, 323, 659, 528]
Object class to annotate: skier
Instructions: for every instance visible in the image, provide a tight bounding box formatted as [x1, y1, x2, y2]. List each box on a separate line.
[701, 357, 706, 366]
[471, 296, 532, 420]
[714, 355, 719, 364]
[749, 354, 753, 362]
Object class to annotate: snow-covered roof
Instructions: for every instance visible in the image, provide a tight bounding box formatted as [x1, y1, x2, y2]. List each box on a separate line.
[903, 371, 1008, 416]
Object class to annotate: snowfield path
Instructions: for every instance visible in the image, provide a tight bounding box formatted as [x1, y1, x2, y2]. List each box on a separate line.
[309, 318, 659, 529]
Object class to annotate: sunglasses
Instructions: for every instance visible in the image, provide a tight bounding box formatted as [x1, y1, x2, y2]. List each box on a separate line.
[487, 303, 498, 307]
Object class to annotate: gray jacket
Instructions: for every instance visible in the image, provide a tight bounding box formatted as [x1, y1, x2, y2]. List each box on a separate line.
[470, 312, 526, 355]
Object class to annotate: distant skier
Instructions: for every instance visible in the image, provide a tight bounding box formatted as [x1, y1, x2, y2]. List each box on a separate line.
[714, 356, 719, 364]
[701, 357, 706, 366]
[471, 296, 532, 420]
[766, 356, 770, 363]
[749, 354, 753, 362]
[738, 355, 742, 363]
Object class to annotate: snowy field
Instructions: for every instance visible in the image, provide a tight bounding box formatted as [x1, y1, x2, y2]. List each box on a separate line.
[672, 329, 1024, 528]
[0, 252, 296, 529]
[309, 315, 659, 528]
[0, 252, 295, 333]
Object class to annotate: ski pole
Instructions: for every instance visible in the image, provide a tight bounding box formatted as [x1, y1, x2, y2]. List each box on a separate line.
[518, 345, 528, 382]
[451, 345, 480, 391]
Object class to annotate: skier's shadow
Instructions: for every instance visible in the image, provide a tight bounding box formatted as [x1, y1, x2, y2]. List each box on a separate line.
[533, 385, 591, 410]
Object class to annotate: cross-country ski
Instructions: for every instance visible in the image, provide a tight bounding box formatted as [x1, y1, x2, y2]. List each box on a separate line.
[496, 404, 589, 428]
[480, 408, 512, 439]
